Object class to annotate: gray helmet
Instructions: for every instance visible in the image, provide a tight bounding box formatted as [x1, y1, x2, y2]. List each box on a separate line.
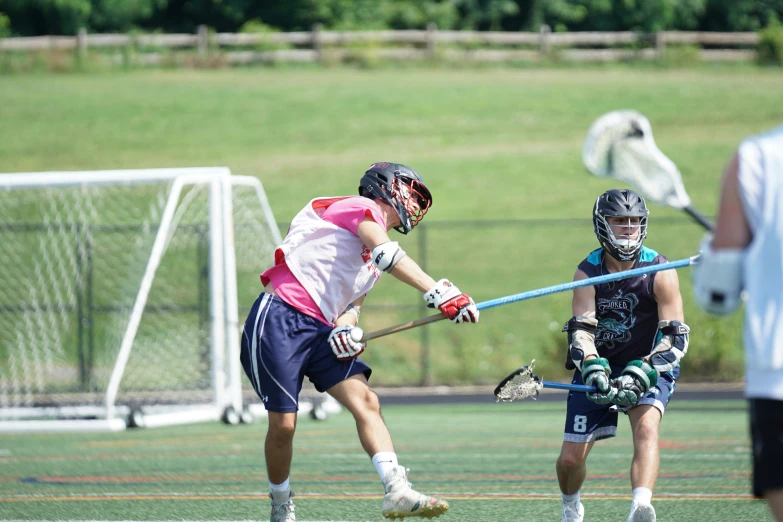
[358, 162, 432, 234]
[593, 189, 649, 262]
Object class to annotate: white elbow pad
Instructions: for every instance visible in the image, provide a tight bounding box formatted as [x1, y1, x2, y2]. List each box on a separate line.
[692, 234, 745, 316]
[371, 241, 407, 273]
[649, 320, 690, 373]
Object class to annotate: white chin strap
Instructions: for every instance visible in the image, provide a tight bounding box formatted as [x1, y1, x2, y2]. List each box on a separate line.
[614, 237, 641, 253]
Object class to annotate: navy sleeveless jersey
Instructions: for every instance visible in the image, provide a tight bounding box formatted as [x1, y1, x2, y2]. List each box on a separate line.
[577, 246, 668, 367]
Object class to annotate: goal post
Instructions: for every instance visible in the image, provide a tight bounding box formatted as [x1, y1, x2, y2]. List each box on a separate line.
[0, 168, 280, 433]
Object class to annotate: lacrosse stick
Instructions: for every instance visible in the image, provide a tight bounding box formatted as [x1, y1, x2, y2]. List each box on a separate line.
[494, 360, 596, 402]
[583, 110, 714, 231]
[360, 255, 698, 342]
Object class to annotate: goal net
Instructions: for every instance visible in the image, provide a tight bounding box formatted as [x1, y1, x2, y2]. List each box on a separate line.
[0, 168, 281, 432]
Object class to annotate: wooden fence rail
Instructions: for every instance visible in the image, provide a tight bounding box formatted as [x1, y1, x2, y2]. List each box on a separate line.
[0, 25, 763, 65]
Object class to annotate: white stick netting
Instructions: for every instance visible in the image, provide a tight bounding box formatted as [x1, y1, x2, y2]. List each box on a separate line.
[583, 110, 692, 209]
[494, 360, 543, 402]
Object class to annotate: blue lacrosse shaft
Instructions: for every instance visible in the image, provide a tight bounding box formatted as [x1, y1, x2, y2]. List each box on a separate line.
[476, 255, 698, 312]
[543, 381, 595, 393]
[362, 255, 698, 341]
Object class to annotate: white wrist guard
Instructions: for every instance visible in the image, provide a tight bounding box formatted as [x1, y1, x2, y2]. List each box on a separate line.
[564, 316, 599, 372]
[692, 234, 744, 315]
[371, 241, 407, 273]
[648, 320, 690, 373]
[342, 303, 360, 324]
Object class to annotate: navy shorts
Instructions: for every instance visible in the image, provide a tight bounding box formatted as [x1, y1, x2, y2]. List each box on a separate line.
[563, 365, 679, 443]
[240, 293, 372, 413]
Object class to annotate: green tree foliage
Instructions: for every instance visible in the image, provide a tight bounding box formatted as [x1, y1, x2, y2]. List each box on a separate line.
[381, 0, 460, 29]
[90, 0, 166, 32]
[523, 0, 706, 32]
[1, 0, 783, 38]
[0, 12, 9, 36]
[758, 15, 783, 63]
[703, 0, 783, 30]
[454, 0, 520, 30]
[0, 0, 91, 35]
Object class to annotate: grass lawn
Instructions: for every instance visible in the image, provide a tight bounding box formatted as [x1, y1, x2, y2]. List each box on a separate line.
[0, 399, 769, 521]
[1, 66, 782, 384]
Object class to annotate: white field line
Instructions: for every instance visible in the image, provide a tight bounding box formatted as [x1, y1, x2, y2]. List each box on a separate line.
[0, 491, 752, 499]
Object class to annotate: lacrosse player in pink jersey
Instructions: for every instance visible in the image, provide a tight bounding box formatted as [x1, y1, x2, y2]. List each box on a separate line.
[240, 162, 479, 522]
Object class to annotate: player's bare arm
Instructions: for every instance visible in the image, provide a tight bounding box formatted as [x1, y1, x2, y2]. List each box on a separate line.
[356, 217, 436, 292]
[652, 269, 684, 323]
[356, 216, 478, 324]
[636, 268, 689, 378]
[571, 269, 597, 320]
[713, 153, 752, 250]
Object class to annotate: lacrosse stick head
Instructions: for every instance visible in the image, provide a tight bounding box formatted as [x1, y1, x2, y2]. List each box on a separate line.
[583, 110, 692, 210]
[494, 360, 543, 402]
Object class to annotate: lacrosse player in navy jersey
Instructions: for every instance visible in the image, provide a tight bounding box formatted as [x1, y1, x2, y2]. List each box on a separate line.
[556, 189, 690, 522]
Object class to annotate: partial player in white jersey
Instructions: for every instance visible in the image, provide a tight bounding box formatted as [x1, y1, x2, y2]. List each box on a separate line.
[692, 123, 783, 521]
[557, 189, 688, 522]
[241, 162, 479, 522]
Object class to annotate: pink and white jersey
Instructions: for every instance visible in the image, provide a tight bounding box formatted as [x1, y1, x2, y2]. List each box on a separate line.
[261, 196, 386, 325]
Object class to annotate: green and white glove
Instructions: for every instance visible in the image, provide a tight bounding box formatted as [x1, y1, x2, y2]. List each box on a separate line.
[583, 357, 615, 405]
[612, 360, 658, 408]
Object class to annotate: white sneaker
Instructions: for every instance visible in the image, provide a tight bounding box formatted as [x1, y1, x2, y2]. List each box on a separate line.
[381, 466, 449, 520]
[628, 502, 656, 522]
[269, 490, 295, 522]
[561, 501, 584, 522]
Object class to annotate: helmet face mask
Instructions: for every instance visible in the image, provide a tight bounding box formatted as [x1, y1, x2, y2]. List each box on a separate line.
[359, 163, 432, 234]
[593, 189, 649, 262]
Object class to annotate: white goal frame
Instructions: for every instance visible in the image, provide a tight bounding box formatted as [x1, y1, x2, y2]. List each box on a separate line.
[0, 168, 281, 433]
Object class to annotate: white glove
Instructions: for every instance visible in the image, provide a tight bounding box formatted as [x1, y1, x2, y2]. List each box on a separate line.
[423, 279, 480, 324]
[329, 325, 366, 360]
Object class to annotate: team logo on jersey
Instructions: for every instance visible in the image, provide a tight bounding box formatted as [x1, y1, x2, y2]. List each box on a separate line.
[596, 290, 639, 350]
[361, 244, 382, 279]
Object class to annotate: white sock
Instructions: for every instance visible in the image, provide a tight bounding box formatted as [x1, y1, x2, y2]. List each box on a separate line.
[372, 452, 399, 481]
[632, 487, 653, 506]
[562, 491, 580, 506]
[269, 478, 290, 502]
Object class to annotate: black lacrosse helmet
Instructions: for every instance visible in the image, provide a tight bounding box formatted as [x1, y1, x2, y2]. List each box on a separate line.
[593, 188, 649, 262]
[358, 162, 432, 234]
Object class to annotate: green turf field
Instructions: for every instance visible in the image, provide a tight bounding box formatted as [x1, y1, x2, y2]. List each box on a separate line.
[2, 67, 782, 384]
[0, 400, 769, 521]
